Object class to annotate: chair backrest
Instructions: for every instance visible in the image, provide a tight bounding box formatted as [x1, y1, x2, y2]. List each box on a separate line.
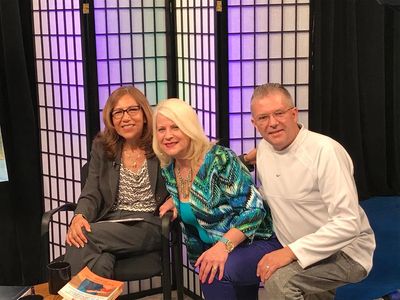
[80, 162, 89, 188]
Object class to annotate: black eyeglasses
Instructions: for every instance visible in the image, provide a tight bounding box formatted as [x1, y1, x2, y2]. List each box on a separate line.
[111, 105, 141, 120]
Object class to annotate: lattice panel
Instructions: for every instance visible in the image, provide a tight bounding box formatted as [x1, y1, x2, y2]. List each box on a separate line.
[227, 0, 310, 155]
[94, 0, 168, 118]
[32, 0, 87, 260]
[176, 0, 217, 140]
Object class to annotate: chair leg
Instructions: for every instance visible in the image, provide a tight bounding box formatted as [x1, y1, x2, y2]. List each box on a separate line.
[174, 230, 184, 300]
[161, 216, 172, 300]
[162, 260, 172, 300]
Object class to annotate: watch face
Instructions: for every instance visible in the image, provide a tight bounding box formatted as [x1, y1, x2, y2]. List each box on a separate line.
[226, 240, 234, 252]
[220, 237, 234, 253]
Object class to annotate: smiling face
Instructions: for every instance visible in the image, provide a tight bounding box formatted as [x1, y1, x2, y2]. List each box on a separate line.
[251, 92, 300, 151]
[112, 94, 144, 144]
[155, 113, 191, 160]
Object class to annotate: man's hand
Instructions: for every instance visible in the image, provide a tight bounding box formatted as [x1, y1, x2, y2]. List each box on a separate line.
[257, 246, 296, 282]
[66, 214, 91, 248]
[244, 148, 257, 165]
[159, 197, 178, 221]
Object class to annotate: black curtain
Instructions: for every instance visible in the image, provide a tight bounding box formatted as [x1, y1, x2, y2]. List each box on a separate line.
[310, 0, 400, 199]
[0, 0, 43, 284]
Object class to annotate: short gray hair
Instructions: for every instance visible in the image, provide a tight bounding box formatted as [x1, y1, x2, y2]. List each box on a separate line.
[251, 83, 294, 107]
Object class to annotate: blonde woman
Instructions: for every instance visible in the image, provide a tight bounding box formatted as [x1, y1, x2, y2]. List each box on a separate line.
[153, 99, 281, 299]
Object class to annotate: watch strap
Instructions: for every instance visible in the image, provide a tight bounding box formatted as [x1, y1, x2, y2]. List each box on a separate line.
[219, 236, 229, 244]
[219, 236, 234, 253]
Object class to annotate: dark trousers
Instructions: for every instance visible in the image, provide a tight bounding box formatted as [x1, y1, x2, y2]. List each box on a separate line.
[201, 236, 282, 300]
[63, 210, 161, 278]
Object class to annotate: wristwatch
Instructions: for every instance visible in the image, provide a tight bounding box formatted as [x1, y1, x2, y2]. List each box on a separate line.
[219, 236, 235, 253]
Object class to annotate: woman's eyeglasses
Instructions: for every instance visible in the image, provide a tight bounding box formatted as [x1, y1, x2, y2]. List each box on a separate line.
[111, 105, 141, 120]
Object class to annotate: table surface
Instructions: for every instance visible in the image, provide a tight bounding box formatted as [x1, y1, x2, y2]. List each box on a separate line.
[33, 283, 63, 300]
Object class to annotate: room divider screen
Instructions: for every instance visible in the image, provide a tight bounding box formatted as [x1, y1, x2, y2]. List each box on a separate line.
[32, 0, 87, 263]
[32, 0, 309, 298]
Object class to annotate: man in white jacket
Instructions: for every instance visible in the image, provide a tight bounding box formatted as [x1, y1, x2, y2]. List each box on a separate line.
[250, 83, 375, 299]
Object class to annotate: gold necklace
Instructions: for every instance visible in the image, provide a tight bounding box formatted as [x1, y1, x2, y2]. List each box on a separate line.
[124, 147, 141, 169]
[176, 166, 192, 199]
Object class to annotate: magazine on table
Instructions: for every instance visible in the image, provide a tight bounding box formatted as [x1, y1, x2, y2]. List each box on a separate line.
[58, 266, 123, 300]
[96, 217, 144, 224]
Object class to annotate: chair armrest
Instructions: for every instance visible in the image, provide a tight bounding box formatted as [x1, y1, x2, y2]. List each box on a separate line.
[41, 203, 77, 237]
[40, 202, 77, 282]
[161, 211, 172, 249]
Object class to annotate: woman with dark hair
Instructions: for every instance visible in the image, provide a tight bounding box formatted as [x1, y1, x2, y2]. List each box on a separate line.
[64, 86, 169, 278]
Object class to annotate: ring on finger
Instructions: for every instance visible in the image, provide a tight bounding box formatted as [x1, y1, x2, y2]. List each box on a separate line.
[265, 264, 270, 270]
[212, 266, 218, 272]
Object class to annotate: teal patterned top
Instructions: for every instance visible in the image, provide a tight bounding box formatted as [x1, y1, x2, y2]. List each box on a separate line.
[161, 145, 274, 263]
[180, 201, 214, 244]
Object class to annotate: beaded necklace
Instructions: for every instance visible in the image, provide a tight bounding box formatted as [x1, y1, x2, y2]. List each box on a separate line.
[176, 166, 192, 199]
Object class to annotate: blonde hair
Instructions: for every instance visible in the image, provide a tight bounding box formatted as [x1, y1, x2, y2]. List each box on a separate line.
[152, 98, 212, 169]
[98, 86, 154, 160]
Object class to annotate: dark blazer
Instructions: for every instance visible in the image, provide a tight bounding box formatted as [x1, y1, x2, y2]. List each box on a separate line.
[74, 139, 169, 222]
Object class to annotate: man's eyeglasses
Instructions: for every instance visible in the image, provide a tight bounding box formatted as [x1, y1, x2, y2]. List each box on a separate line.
[255, 107, 294, 124]
[111, 105, 141, 120]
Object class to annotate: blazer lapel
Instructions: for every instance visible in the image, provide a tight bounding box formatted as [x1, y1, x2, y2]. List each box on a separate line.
[147, 156, 158, 195]
[110, 146, 122, 202]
